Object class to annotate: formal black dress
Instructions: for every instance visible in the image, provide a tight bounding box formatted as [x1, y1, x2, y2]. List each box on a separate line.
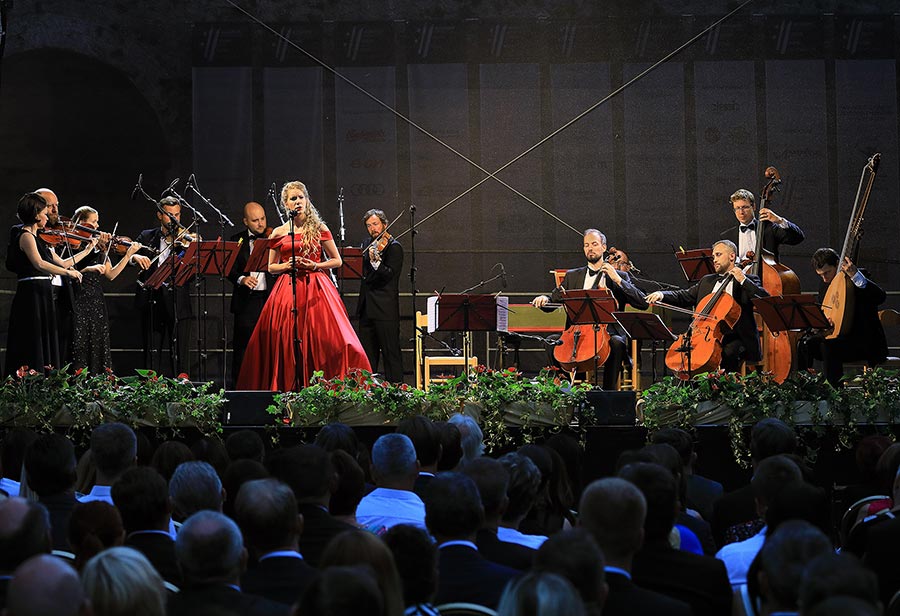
[72, 249, 113, 373]
[4, 226, 60, 376]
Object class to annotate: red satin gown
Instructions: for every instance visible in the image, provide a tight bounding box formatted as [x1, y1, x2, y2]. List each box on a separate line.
[236, 229, 371, 390]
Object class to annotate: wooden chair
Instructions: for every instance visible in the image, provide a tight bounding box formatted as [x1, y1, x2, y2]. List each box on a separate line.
[415, 311, 477, 390]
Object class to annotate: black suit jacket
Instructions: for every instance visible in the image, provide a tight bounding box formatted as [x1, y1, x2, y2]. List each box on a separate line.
[661, 272, 769, 363]
[226, 228, 276, 316]
[241, 555, 320, 606]
[167, 583, 289, 616]
[603, 571, 693, 616]
[687, 474, 724, 524]
[816, 274, 888, 364]
[39, 491, 77, 552]
[357, 238, 402, 322]
[711, 483, 758, 548]
[550, 267, 648, 339]
[133, 227, 192, 318]
[720, 218, 805, 263]
[125, 531, 181, 584]
[862, 514, 900, 605]
[475, 528, 536, 571]
[296, 504, 356, 568]
[632, 543, 732, 616]
[434, 544, 520, 609]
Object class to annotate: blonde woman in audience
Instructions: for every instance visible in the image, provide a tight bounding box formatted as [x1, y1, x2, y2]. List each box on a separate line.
[319, 529, 404, 616]
[497, 571, 585, 616]
[81, 546, 166, 616]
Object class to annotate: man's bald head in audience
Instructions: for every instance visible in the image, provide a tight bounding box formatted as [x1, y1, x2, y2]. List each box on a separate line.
[5, 554, 90, 616]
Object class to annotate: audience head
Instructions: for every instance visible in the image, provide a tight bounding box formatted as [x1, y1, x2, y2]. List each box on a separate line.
[543, 431, 585, 497]
[798, 553, 881, 614]
[175, 510, 246, 585]
[81, 547, 166, 616]
[189, 436, 231, 478]
[804, 596, 881, 616]
[329, 449, 366, 518]
[75, 450, 96, 495]
[497, 571, 586, 616]
[617, 462, 677, 544]
[461, 457, 510, 520]
[0, 497, 51, 572]
[294, 565, 384, 616]
[650, 427, 695, 470]
[854, 435, 893, 484]
[395, 415, 441, 469]
[535, 528, 607, 609]
[875, 442, 900, 496]
[751, 454, 803, 514]
[754, 520, 832, 614]
[750, 418, 797, 464]
[5, 554, 88, 616]
[169, 461, 224, 521]
[371, 433, 418, 489]
[149, 440, 194, 482]
[382, 524, 439, 608]
[448, 413, 484, 463]
[424, 472, 484, 541]
[23, 433, 77, 496]
[266, 444, 334, 504]
[111, 466, 171, 533]
[314, 422, 365, 468]
[234, 478, 301, 557]
[90, 422, 137, 481]
[222, 459, 269, 518]
[225, 429, 266, 464]
[434, 421, 463, 471]
[578, 477, 646, 563]
[1, 428, 37, 481]
[319, 530, 403, 616]
[498, 452, 542, 525]
[67, 500, 125, 570]
[765, 479, 831, 537]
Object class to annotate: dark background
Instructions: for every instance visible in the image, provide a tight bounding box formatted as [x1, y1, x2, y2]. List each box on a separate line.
[1, 0, 898, 385]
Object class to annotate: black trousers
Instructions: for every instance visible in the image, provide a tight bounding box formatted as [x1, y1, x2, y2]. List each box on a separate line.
[798, 332, 871, 387]
[51, 283, 74, 367]
[141, 296, 192, 377]
[359, 316, 404, 383]
[231, 292, 269, 387]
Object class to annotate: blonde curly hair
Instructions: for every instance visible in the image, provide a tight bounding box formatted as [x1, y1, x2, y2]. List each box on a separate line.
[281, 180, 325, 251]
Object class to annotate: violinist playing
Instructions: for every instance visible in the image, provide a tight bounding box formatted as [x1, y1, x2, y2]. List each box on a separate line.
[356, 208, 404, 383]
[722, 188, 804, 264]
[645, 240, 769, 373]
[226, 201, 275, 386]
[532, 228, 647, 390]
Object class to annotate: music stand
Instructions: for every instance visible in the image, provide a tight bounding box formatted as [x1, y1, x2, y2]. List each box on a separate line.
[338, 247, 364, 280]
[613, 311, 678, 386]
[245, 238, 274, 274]
[752, 294, 832, 332]
[144, 254, 182, 290]
[557, 289, 618, 388]
[175, 240, 241, 287]
[433, 294, 503, 378]
[674, 247, 715, 282]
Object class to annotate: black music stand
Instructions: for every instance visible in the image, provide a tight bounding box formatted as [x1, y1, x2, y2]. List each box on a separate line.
[613, 311, 678, 386]
[433, 294, 502, 378]
[752, 294, 831, 333]
[557, 289, 618, 388]
[245, 238, 274, 274]
[674, 247, 715, 282]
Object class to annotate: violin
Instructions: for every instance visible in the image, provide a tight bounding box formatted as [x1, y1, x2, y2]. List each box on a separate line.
[370, 231, 392, 259]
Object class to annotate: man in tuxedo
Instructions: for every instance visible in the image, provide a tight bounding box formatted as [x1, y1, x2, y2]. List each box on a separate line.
[721, 188, 804, 264]
[797, 248, 888, 386]
[357, 209, 403, 382]
[646, 239, 769, 373]
[227, 202, 274, 386]
[532, 228, 648, 390]
[131, 196, 193, 376]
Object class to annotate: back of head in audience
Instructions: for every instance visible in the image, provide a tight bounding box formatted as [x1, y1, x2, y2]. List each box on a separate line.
[395, 415, 441, 471]
[266, 444, 333, 505]
[294, 565, 384, 616]
[750, 418, 797, 465]
[448, 413, 484, 463]
[82, 546, 166, 616]
[234, 478, 301, 558]
[5, 554, 89, 616]
[319, 529, 404, 616]
[174, 510, 246, 585]
[150, 440, 194, 482]
[765, 479, 831, 537]
[535, 528, 607, 610]
[751, 454, 803, 516]
[169, 461, 224, 521]
[314, 422, 368, 481]
[382, 524, 439, 608]
[578, 478, 646, 565]
[424, 471, 484, 541]
[876, 442, 900, 496]
[616, 462, 677, 544]
[804, 595, 881, 616]
[0, 497, 51, 572]
[544, 432, 585, 497]
[1, 428, 37, 482]
[497, 571, 586, 616]
[23, 433, 76, 497]
[225, 429, 266, 464]
[189, 436, 230, 478]
[434, 421, 462, 471]
[461, 457, 509, 524]
[650, 428, 695, 470]
[855, 435, 893, 484]
[498, 452, 542, 527]
[371, 433, 419, 490]
[329, 449, 366, 519]
[111, 466, 170, 533]
[619, 443, 687, 508]
[90, 422, 137, 483]
[222, 459, 269, 518]
[68, 500, 125, 569]
[798, 553, 881, 614]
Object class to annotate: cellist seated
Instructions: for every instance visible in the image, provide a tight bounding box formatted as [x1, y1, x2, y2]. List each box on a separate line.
[645, 240, 769, 374]
[531, 228, 648, 390]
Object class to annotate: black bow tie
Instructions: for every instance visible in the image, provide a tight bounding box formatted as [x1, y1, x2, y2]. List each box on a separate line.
[586, 268, 602, 278]
[739, 221, 757, 233]
[251, 233, 267, 240]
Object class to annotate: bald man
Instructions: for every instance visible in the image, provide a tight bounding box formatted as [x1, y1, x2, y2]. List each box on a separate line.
[34, 188, 75, 365]
[226, 202, 275, 386]
[5, 554, 89, 616]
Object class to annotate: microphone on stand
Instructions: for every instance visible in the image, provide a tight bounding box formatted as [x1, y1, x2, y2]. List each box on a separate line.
[338, 187, 345, 243]
[500, 264, 508, 288]
[161, 178, 180, 198]
[185, 174, 196, 192]
[131, 173, 143, 201]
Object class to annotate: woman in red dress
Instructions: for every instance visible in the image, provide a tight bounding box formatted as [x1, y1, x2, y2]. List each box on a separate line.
[236, 180, 371, 391]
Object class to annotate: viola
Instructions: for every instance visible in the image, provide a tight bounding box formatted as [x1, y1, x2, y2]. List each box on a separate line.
[38, 228, 90, 248]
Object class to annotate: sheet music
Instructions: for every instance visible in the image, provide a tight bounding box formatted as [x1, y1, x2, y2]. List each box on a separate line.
[427, 296, 439, 333]
[427, 295, 509, 332]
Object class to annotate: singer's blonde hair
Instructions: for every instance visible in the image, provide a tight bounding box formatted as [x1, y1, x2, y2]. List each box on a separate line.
[281, 180, 325, 251]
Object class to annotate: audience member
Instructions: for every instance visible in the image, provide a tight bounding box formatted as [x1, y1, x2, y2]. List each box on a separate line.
[226, 429, 266, 464]
[190, 436, 231, 479]
[23, 433, 78, 550]
[314, 422, 372, 484]
[534, 529, 608, 615]
[395, 415, 442, 499]
[235, 478, 319, 605]
[150, 440, 194, 482]
[496, 571, 585, 616]
[862, 462, 900, 605]
[462, 456, 536, 570]
[425, 472, 518, 609]
[67, 500, 125, 569]
[518, 444, 575, 536]
[170, 510, 287, 616]
[356, 434, 426, 531]
[434, 421, 462, 472]
[319, 529, 404, 616]
[0, 497, 51, 609]
[74, 450, 96, 495]
[328, 449, 366, 527]
[265, 444, 354, 567]
[80, 422, 137, 504]
[4, 554, 89, 616]
[543, 431, 585, 506]
[81, 546, 167, 616]
[651, 427, 723, 523]
[448, 413, 484, 465]
[497, 452, 546, 548]
[578, 478, 691, 616]
[620, 462, 732, 616]
[293, 565, 384, 616]
[111, 466, 180, 584]
[222, 459, 269, 518]
[843, 435, 894, 506]
[169, 460, 225, 522]
[799, 553, 882, 614]
[804, 595, 881, 616]
[382, 524, 439, 615]
[0, 429, 37, 498]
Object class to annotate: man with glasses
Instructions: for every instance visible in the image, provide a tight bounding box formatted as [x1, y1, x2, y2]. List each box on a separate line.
[721, 188, 804, 265]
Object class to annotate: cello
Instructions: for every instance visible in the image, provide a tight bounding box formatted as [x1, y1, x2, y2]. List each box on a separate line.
[552, 287, 613, 372]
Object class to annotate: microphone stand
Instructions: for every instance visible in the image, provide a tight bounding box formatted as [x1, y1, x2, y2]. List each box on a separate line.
[337, 187, 346, 297]
[286, 208, 303, 391]
[408, 203, 419, 383]
[186, 174, 234, 388]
